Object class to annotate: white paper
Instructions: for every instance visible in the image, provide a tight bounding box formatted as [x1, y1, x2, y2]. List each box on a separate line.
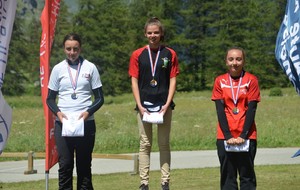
[224, 139, 250, 152]
[142, 112, 164, 124]
[62, 113, 84, 137]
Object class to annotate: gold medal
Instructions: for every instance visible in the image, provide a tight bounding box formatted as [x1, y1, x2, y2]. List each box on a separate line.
[150, 79, 157, 87]
[232, 107, 239, 114]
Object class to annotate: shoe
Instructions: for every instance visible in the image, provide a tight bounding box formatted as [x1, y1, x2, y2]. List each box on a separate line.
[161, 182, 169, 190]
[139, 184, 149, 190]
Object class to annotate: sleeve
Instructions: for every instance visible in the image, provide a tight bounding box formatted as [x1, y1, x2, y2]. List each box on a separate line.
[211, 76, 223, 100]
[128, 50, 139, 78]
[90, 63, 102, 89]
[86, 87, 104, 116]
[48, 66, 59, 91]
[247, 76, 260, 102]
[215, 99, 233, 140]
[240, 101, 258, 139]
[170, 49, 180, 78]
[46, 89, 60, 116]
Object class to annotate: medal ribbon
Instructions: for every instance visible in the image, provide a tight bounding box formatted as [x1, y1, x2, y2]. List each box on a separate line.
[67, 60, 81, 93]
[229, 71, 243, 107]
[147, 45, 161, 79]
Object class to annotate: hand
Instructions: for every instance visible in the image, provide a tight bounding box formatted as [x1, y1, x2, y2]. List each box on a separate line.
[235, 137, 245, 145]
[226, 137, 245, 145]
[78, 111, 89, 121]
[226, 138, 236, 145]
[57, 112, 67, 123]
[138, 105, 149, 116]
[159, 104, 168, 115]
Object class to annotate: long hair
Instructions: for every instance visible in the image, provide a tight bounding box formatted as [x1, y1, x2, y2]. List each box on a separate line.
[144, 17, 165, 42]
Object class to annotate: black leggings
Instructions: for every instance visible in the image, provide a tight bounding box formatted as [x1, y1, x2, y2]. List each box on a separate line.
[217, 139, 257, 190]
[55, 120, 96, 190]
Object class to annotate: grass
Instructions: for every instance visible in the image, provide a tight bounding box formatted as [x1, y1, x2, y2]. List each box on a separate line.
[2, 87, 300, 154]
[0, 164, 299, 189]
[1, 87, 300, 188]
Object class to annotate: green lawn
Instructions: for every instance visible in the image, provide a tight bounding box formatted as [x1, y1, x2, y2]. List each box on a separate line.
[3, 87, 300, 154]
[1, 87, 300, 189]
[0, 164, 299, 190]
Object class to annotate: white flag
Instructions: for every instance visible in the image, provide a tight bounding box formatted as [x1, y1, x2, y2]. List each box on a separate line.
[0, 1, 17, 154]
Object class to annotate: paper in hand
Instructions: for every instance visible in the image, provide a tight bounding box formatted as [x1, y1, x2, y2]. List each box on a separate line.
[142, 112, 164, 124]
[142, 101, 164, 124]
[62, 112, 84, 137]
[224, 139, 250, 152]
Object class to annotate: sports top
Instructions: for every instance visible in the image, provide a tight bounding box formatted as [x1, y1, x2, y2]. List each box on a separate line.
[48, 58, 102, 118]
[211, 72, 260, 139]
[128, 45, 179, 106]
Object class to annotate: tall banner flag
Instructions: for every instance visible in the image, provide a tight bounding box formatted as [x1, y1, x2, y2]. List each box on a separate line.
[40, 0, 61, 171]
[275, 0, 300, 158]
[0, 1, 16, 154]
[275, 0, 300, 95]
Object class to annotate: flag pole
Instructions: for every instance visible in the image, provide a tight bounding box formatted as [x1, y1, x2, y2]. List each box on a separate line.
[45, 1, 50, 188]
[40, 1, 60, 189]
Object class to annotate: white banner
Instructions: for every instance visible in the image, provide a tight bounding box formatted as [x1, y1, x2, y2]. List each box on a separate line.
[0, 0, 17, 154]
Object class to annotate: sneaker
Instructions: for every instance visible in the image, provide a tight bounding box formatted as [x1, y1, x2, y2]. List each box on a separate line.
[161, 182, 169, 190]
[139, 184, 149, 190]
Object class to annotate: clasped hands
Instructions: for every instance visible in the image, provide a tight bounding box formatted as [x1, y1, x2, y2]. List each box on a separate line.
[226, 137, 245, 145]
[139, 104, 167, 115]
[57, 111, 89, 123]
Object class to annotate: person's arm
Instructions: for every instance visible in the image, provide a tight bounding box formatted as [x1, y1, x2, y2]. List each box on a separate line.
[46, 89, 67, 122]
[160, 77, 176, 114]
[214, 99, 233, 140]
[131, 76, 149, 116]
[86, 87, 104, 115]
[46, 89, 60, 116]
[78, 87, 104, 121]
[239, 101, 258, 139]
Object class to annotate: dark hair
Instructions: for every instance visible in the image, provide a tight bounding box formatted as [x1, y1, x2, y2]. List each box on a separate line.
[225, 46, 246, 62]
[63, 33, 82, 47]
[144, 17, 165, 41]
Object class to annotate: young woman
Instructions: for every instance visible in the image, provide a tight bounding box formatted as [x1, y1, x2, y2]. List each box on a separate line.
[47, 33, 104, 190]
[128, 17, 179, 190]
[211, 47, 260, 190]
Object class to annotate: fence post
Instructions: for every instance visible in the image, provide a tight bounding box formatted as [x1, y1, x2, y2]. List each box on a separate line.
[24, 151, 37, 174]
[131, 154, 139, 175]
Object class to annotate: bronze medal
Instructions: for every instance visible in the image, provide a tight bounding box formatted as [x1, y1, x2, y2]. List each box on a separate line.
[232, 107, 239, 114]
[147, 45, 161, 88]
[229, 72, 243, 115]
[150, 79, 157, 87]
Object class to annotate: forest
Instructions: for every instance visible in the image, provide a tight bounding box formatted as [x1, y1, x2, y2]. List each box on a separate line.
[2, 0, 290, 96]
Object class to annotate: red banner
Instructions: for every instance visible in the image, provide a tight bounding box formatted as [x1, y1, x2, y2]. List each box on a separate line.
[39, 0, 61, 171]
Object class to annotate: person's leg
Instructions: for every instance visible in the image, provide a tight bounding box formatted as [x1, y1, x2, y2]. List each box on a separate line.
[137, 113, 153, 186]
[157, 108, 172, 185]
[55, 121, 75, 190]
[75, 120, 96, 190]
[217, 140, 238, 190]
[238, 140, 257, 190]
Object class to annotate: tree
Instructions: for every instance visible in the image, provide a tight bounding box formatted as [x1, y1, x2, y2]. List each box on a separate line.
[73, 0, 133, 95]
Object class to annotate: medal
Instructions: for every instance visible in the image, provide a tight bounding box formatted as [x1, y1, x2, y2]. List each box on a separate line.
[232, 107, 239, 114]
[229, 72, 243, 114]
[67, 60, 82, 100]
[147, 45, 161, 88]
[150, 79, 157, 87]
[71, 93, 78, 100]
